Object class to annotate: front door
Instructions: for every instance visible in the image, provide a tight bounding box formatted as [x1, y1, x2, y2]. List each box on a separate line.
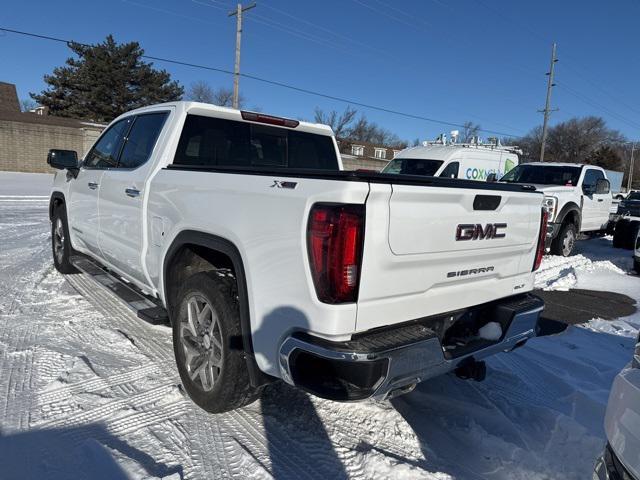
[581, 168, 608, 231]
[66, 168, 104, 256]
[67, 118, 131, 257]
[98, 111, 170, 286]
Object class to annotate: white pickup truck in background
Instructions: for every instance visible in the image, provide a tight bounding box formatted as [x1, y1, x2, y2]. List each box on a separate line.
[500, 162, 612, 257]
[47, 102, 546, 413]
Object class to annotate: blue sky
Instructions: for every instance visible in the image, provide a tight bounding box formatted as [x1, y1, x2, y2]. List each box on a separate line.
[1, 0, 639, 143]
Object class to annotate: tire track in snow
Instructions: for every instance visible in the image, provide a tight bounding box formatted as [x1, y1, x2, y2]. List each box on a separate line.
[66, 273, 242, 478]
[34, 384, 180, 430]
[37, 363, 161, 403]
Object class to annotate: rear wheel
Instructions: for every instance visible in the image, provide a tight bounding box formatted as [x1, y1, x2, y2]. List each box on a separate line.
[172, 271, 260, 413]
[634, 259, 640, 274]
[550, 222, 576, 257]
[51, 205, 78, 274]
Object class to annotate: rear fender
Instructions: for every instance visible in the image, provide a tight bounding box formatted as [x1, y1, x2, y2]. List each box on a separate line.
[163, 230, 271, 387]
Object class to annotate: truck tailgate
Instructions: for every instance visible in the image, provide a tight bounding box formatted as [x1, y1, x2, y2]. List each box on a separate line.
[356, 182, 543, 332]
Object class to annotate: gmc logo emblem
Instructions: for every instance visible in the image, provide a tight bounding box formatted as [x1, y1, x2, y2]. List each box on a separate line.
[456, 223, 507, 241]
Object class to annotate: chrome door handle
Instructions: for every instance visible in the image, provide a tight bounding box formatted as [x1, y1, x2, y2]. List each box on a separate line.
[88, 182, 99, 190]
[125, 188, 140, 198]
[597, 199, 604, 202]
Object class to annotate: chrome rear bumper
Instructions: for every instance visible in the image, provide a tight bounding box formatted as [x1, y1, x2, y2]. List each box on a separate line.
[278, 294, 544, 401]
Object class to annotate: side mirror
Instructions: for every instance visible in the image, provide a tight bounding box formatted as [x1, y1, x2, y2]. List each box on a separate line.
[596, 178, 610, 195]
[486, 173, 497, 183]
[47, 149, 79, 170]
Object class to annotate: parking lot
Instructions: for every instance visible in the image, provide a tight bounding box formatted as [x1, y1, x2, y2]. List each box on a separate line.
[0, 173, 637, 479]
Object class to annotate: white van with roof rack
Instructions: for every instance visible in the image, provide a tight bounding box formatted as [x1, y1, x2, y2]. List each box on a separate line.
[382, 134, 520, 181]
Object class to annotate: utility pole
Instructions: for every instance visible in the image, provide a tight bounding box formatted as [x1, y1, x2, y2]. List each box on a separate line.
[229, 2, 256, 109]
[539, 42, 558, 162]
[628, 142, 636, 191]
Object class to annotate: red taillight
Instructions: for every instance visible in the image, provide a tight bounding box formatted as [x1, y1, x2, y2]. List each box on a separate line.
[533, 207, 548, 271]
[240, 111, 299, 128]
[307, 204, 365, 304]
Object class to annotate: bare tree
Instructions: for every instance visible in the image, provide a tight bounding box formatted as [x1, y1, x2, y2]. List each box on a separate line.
[314, 106, 357, 138]
[461, 121, 481, 143]
[187, 81, 215, 103]
[187, 81, 245, 108]
[20, 98, 37, 112]
[515, 116, 627, 165]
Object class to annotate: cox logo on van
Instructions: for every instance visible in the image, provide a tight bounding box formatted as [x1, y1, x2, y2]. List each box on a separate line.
[465, 168, 503, 181]
[464, 158, 516, 181]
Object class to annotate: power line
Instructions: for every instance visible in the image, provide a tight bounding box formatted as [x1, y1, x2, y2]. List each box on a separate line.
[472, 0, 640, 128]
[194, 0, 359, 56]
[0, 26, 522, 137]
[556, 82, 640, 131]
[203, 0, 524, 134]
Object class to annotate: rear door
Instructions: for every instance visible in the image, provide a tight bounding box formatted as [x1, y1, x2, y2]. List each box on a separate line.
[356, 181, 543, 331]
[98, 111, 170, 285]
[67, 118, 130, 257]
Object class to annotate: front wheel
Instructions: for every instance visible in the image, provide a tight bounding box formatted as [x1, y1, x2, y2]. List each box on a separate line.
[51, 205, 78, 274]
[550, 223, 577, 257]
[172, 271, 260, 413]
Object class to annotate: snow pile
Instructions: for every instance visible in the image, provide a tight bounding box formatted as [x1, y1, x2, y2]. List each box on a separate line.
[535, 253, 627, 291]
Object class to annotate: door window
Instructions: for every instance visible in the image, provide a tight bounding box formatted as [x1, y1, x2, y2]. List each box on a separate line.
[84, 118, 132, 168]
[583, 169, 604, 192]
[439, 162, 459, 179]
[117, 113, 169, 169]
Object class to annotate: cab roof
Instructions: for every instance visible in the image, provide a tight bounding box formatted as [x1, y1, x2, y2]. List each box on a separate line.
[117, 101, 335, 137]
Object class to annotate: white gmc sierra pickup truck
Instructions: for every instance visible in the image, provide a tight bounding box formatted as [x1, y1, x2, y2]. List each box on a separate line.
[500, 162, 612, 257]
[47, 102, 546, 413]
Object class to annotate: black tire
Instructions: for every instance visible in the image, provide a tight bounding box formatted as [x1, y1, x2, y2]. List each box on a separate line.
[614, 220, 640, 250]
[613, 220, 628, 248]
[172, 271, 260, 413]
[51, 204, 78, 274]
[634, 259, 640, 274]
[550, 222, 577, 257]
[631, 222, 640, 250]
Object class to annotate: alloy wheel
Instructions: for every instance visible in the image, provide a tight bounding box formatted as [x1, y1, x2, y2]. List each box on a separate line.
[179, 295, 223, 391]
[53, 218, 65, 264]
[563, 229, 575, 256]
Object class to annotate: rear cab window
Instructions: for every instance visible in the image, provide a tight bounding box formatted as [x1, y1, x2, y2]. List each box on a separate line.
[173, 114, 339, 170]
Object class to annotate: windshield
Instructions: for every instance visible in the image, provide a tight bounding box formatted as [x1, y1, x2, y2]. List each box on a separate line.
[627, 192, 640, 201]
[382, 158, 444, 176]
[501, 164, 581, 186]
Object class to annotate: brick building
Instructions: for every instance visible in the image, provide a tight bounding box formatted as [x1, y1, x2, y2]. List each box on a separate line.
[338, 139, 405, 171]
[0, 82, 104, 173]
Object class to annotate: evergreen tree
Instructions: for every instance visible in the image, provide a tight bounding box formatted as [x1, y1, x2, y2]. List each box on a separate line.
[31, 35, 183, 122]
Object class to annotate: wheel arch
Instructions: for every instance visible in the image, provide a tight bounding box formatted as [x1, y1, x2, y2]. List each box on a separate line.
[49, 191, 66, 220]
[162, 230, 271, 387]
[556, 202, 581, 230]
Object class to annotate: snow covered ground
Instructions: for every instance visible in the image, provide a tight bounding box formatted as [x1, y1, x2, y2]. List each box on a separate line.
[1, 172, 639, 479]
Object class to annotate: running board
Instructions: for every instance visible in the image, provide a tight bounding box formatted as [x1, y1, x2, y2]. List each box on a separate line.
[70, 255, 169, 325]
